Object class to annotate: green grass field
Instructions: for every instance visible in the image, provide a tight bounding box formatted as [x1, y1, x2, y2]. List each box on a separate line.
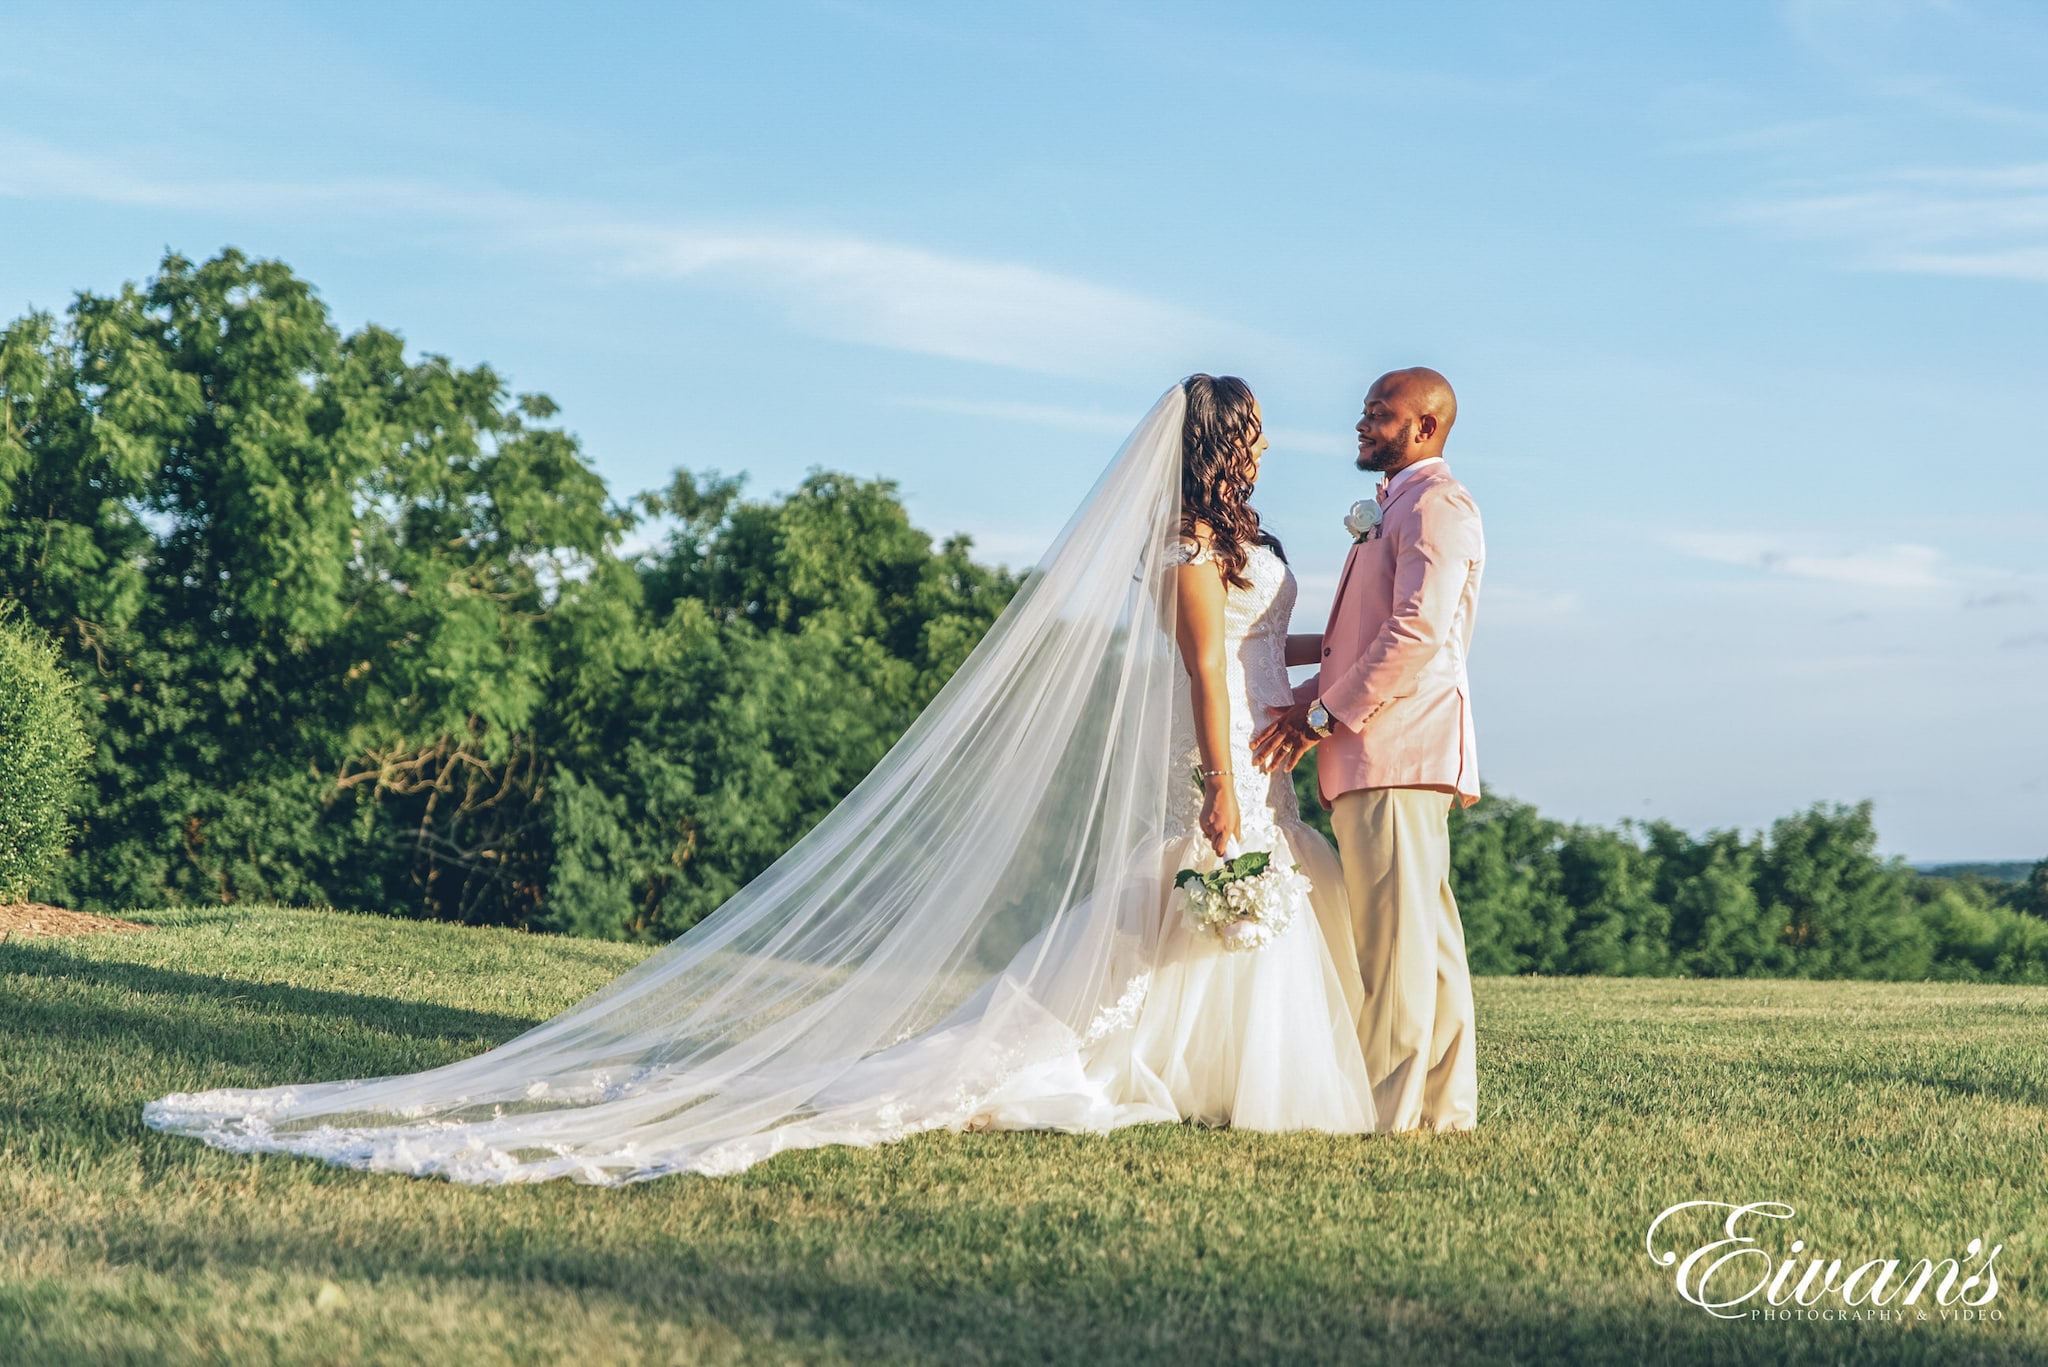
[2, 904, 2041, 1365]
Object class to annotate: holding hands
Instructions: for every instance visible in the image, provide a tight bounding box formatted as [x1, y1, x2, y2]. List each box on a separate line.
[1252, 701, 1323, 775]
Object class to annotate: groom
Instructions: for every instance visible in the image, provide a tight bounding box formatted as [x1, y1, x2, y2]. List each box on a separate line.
[1252, 366, 1482, 1134]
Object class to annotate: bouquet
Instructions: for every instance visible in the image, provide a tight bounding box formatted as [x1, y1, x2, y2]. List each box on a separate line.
[1172, 843, 1311, 952]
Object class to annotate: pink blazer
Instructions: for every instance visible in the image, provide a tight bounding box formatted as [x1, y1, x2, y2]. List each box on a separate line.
[1294, 463, 1484, 808]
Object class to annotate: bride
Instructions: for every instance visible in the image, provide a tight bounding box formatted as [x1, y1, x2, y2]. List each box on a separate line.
[144, 375, 1378, 1183]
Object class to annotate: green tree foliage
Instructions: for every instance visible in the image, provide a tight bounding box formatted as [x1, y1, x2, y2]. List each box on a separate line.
[0, 248, 1012, 933]
[1303, 755, 2043, 983]
[1650, 824, 1778, 978]
[0, 609, 93, 899]
[1, 249, 630, 918]
[1446, 794, 2043, 983]
[538, 469, 1018, 939]
[2023, 860, 2048, 918]
[1441, 792, 1570, 975]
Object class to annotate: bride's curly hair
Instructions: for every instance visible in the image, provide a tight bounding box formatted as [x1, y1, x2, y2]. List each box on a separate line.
[1179, 373, 1284, 590]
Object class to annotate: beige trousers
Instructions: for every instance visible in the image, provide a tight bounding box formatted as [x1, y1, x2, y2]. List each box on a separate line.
[1329, 787, 1479, 1133]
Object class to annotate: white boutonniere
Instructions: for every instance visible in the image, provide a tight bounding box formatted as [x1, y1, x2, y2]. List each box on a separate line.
[1344, 499, 1381, 543]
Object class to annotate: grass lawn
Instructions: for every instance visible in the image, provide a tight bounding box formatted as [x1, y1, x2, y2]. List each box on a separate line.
[2, 903, 2041, 1365]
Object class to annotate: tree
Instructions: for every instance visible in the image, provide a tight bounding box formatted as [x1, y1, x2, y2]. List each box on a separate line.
[2022, 859, 2048, 918]
[0, 249, 629, 919]
[1754, 802, 1915, 978]
[1551, 822, 1672, 976]
[538, 469, 1020, 940]
[1445, 792, 1568, 975]
[0, 610, 92, 900]
[1648, 824, 1780, 977]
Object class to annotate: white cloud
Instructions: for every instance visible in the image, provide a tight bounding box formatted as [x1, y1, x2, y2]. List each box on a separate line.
[582, 226, 1250, 382]
[1881, 245, 2048, 281]
[1481, 586, 1588, 624]
[0, 131, 542, 222]
[1737, 162, 2048, 284]
[1670, 532, 1952, 591]
[1666, 115, 1863, 156]
[1726, 1, 2048, 282]
[889, 397, 1136, 434]
[888, 397, 1353, 455]
[0, 129, 1289, 384]
[1780, 0, 2048, 135]
[942, 524, 1058, 566]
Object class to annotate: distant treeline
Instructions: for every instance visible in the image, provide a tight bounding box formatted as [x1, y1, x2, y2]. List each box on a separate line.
[4, 249, 2042, 980]
[1293, 774, 2048, 983]
[1919, 862, 2035, 884]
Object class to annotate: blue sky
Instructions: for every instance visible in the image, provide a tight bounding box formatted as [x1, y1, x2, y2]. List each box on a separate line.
[3, 0, 2043, 860]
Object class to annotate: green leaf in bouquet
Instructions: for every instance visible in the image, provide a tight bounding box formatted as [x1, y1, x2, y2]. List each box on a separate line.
[1225, 850, 1271, 880]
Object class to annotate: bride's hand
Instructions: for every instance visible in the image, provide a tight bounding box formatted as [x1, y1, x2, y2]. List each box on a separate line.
[1200, 777, 1241, 859]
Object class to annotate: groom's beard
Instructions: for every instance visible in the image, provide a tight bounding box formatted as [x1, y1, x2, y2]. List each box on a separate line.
[1357, 422, 1416, 472]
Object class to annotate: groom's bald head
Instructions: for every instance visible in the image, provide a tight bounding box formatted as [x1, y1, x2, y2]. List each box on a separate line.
[1356, 367, 1458, 473]
[1381, 368, 1457, 435]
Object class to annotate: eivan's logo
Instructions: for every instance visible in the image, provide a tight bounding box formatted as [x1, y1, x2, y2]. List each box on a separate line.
[1646, 1201, 2004, 1321]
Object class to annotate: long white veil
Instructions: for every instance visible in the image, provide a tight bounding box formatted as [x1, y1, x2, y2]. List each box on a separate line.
[144, 385, 1192, 1183]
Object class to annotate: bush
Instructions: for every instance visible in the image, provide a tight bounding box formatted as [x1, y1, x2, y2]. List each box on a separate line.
[0, 609, 92, 900]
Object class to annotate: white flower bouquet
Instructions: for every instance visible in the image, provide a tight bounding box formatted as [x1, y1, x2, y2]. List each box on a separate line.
[1172, 844, 1311, 952]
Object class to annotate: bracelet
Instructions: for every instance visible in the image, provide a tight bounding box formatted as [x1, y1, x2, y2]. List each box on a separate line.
[1200, 768, 1232, 779]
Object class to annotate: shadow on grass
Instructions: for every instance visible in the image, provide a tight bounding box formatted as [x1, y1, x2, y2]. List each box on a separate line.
[0, 945, 538, 1133]
[1749, 1049, 2048, 1111]
[1900, 1069, 2048, 1108]
[0, 942, 537, 1040]
[91, 1222, 2022, 1367]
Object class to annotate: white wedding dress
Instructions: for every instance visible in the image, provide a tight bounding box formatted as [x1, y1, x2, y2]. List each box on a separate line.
[143, 386, 1377, 1184]
[954, 539, 1377, 1135]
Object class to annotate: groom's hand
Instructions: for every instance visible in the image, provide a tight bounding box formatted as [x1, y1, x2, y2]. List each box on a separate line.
[1251, 702, 1319, 773]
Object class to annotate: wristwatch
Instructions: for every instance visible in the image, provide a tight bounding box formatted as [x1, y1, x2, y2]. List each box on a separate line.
[1305, 697, 1333, 737]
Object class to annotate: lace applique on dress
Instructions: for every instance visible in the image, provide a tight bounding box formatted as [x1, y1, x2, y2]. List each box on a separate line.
[1164, 541, 1303, 844]
[1162, 536, 1214, 567]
